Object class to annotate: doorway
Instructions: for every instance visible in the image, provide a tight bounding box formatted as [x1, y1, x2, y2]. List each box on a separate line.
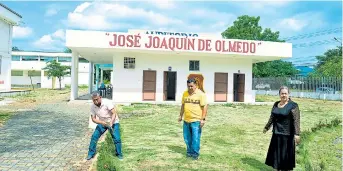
[163, 71, 177, 101]
[142, 70, 157, 101]
[233, 73, 245, 102]
[214, 72, 228, 102]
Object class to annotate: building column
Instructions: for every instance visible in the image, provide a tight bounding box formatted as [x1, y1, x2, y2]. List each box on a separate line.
[100, 69, 104, 83]
[88, 62, 94, 94]
[95, 64, 100, 90]
[40, 70, 44, 88]
[70, 52, 79, 100]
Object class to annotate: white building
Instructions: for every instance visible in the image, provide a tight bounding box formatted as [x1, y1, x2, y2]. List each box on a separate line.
[11, 51, 92, 89]
[0, 3, 22, 91]
[66, 29, 292, 104]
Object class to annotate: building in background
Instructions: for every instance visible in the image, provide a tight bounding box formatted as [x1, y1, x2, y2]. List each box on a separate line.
[11, 51, 91, 89]
[0, 3, 22, 91]
[295, 66, 314, 77]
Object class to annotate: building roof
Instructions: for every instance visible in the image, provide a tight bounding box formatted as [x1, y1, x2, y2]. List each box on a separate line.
[0, 3, 22, 18]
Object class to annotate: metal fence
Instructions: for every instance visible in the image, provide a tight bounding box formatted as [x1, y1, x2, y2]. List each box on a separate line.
[253, 76, 342, 101]
[253, 76, 342, 93]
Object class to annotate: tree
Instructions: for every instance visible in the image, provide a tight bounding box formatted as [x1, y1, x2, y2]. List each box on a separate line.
[310, 46, 342, 78]
[64, 48, 72, 53]
[43, 60, 71, 90]
[12, 46, 20, 51]
[221, 15, 298, 77]
[27, 70, 36, 92]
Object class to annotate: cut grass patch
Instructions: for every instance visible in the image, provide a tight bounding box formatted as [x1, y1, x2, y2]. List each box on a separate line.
[0, 111, 13, 127]
[297, 118, 342, 171]
[96, 96, 341, 170]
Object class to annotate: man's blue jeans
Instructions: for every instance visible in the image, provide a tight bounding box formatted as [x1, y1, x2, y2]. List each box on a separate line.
[183, 121, 202, 158]
[87, 123, 122, 158]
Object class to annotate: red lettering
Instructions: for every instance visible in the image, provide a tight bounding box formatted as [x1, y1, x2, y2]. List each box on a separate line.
[236, 41, 242, 52]
[187, 39, 195, 50]
[229, 41, 236, 52]
[222, 40, 229, 52]
[198, 39, 205, 51]
[250, 42, 256, 53]
[126, 35, 134, 47]
[134, 34, 141, 47]
[0, 80, 4, 84]
[145, 36, 153, 48]
[242, 42, 249, 53]
[160, 38, 168, 49]
[215, 40, 221, 52]
[205, 40, 211, 51]
[176, 38, 183, 50]
[117, 35, 125, 46]
[153, 37, 160, 48]
[109, 34, 117, 46]
[169, 38, 175, 51]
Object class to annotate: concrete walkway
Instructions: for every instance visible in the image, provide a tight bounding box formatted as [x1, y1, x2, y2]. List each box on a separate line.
[0, 102, 94, 171]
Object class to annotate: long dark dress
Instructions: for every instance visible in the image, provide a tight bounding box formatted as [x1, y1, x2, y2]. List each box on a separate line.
[264, 100, 300, 170]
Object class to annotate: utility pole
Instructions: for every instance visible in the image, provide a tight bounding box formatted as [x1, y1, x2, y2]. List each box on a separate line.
[333, 37, 342, 45]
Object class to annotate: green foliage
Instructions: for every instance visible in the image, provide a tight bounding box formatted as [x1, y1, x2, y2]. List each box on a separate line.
[310, 46, 342, 78]
[42, 60, 70, 89]
[64, 48, 72, 53]
[297, 118, 342, 171]
[97, 127, 124, 171]
[12, 46, 21, 51]
[253, 60, 299, 77]
[221, 15, 298, 78]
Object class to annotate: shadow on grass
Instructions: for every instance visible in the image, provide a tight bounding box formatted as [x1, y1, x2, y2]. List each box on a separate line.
[241, 157, 273, 171]
[167, 145, 185, 155]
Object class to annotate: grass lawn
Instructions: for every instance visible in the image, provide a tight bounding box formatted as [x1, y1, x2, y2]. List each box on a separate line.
[94, 95, 341, 171]
[298, 120, 342, 171]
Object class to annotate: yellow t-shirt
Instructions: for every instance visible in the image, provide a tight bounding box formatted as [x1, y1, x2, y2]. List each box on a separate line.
[182, 89, 207, 123]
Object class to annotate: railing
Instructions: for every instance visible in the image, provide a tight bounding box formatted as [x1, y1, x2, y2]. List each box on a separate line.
[253, 76, 342, 101]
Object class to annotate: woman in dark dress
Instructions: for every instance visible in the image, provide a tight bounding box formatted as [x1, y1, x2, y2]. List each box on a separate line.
[263, 86, 301, 171]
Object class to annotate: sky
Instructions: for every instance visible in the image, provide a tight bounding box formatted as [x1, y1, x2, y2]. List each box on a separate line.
[3, 0, 342, 67]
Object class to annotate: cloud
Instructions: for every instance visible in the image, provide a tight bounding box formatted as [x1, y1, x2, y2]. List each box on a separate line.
[274, 12, 325, 37]
[64, 1, 235, 37]
[148, 0, 176, 9]
[33, 30, 65, 51]
[45, 4, 66, 17]
[66, 2, 185, 31]
[45, 8, 58, 17]
[13, 26, 33, 39]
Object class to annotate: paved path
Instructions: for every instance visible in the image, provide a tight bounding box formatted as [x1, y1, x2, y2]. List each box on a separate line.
[0, 102, 95, 171]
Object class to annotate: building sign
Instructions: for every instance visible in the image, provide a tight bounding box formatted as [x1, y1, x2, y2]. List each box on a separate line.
[145, 31, 198, 38]
[0, 80, 4, 84]
[106, 33, 261, 54]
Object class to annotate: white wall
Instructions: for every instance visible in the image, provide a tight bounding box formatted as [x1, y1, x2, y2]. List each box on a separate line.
[112, 54, 253, 103]
[0, 19, 12, 91]
[11, 61, 90, 88]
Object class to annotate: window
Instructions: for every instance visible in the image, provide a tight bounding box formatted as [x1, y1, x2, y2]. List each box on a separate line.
[79, 58, 89, 63]
[28, 71, 41, 77]
[124, 57, 135, 69]
[22, 56, 39, 61]
[189, 60, 200, 71]
[58, 57, 71, 62]
[11, 70, 24, 76]
[12, 55, 21, 61]
[40, 56, 56, 62]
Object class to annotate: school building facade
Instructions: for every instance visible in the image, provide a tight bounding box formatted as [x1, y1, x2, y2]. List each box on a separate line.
[66, 29, 292, 104]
